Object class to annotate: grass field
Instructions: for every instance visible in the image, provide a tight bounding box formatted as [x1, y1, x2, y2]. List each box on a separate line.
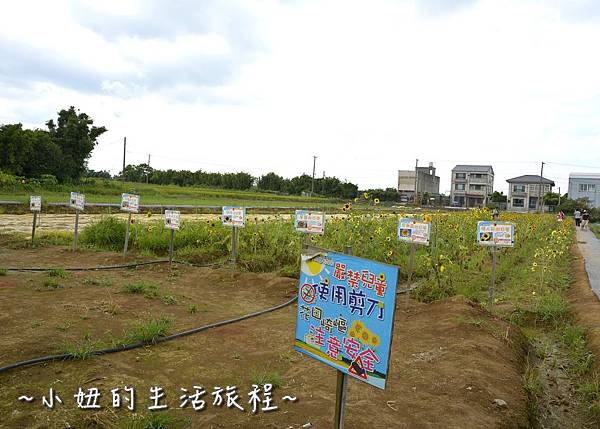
[0, 179, 343, 209]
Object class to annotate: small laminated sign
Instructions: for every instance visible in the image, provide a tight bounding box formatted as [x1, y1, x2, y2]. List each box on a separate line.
[294, 210, 325, 234]
[164, 210, 181, 230]
[477, 221, 515, 247]
[397, 218, 431, 245]
[69, 192, 85, 211]
[222, 206, 245, 228]
[30, 196, 41, 212]
[120, 193, 140, 213]
[294, 247, 398, 389]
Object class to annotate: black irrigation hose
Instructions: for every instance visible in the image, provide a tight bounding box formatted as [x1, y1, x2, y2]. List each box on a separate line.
[3, 259, 222, 272]
[0, 294, 298, 375]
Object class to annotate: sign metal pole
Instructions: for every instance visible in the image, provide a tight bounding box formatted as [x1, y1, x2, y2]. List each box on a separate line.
[124, 212, 131, 254]
[488, 244, 497, 308]
[169, 228, 175, 266]
[31, 212, 37, 245]
[231, 226, 238, 265]
[73, 209, 80, 251]
[333, 245, 352, 429]
[405, 242, 416, 309]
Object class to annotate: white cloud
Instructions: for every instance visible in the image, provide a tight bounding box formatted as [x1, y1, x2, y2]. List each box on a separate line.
[1, 0, 600, 194]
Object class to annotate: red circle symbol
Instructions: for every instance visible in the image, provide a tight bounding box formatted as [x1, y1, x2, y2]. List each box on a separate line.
[300, 283, 316, 304]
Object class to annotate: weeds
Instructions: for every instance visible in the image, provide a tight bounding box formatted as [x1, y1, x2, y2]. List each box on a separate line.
[62, 335, 101, 359]
[250, 368, 282, 388]
[0, 268, 6, 276]
[48, 268, 66, 278]
[559, 323, 595, 375]
[116, 412, 188, 429]
[122, 282, 160, 299]
[187, 303, 198, 314]
[44, 278, 62, 289]
[161, 294, 178, 305]
[523, 359, 542, 396]
[122, 316, 172, 344]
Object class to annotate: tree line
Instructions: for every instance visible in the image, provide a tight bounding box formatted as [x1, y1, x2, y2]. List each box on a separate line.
[119, 165, 359, 199]
[0, 107, 106, 182]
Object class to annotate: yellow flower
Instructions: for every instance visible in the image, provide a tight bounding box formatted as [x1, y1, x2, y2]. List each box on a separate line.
[363, 192, 369, 199]
[374, 198, 380, 204]
[440, 265, 445, 273]
[423, 214, 432, 223]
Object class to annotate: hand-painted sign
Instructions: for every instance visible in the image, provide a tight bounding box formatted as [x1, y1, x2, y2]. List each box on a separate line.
[120, 193, 140, 213]
[164, 210, 181, 230]
[397, 218, 431, 245]
[30, 196, 41, 212]
[69, 192, 85, 211]
[477, 221, 515, 247]
[295, 210, 325, 234]
[222, 206, 245, 228]
[294, 247, 398, 389]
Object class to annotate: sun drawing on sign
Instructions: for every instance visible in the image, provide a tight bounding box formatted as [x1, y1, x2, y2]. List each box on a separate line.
[401, 229, 410, 237]
[480, 232, 491, 241]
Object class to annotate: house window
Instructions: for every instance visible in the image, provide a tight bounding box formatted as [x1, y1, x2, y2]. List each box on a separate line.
[513, 198, 524, 207]
[455, 173, 466, 180]
[579, 183, 596, 192]
[470, 184, 483, 190]
[513, 185, 526, 193]
[455, 183, 465, 191]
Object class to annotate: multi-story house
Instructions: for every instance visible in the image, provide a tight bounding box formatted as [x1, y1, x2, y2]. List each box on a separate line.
[568, 173, 600, 208]
[506, 175, 555, 212]
[450, 165, 494, 207]
[397, 162, 440, 202]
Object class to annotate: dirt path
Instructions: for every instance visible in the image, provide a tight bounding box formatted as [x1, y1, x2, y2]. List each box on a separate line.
[0, 246, 530, 428]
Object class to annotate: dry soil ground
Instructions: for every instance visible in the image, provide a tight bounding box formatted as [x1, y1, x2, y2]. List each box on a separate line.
[0, 244, 531, 429]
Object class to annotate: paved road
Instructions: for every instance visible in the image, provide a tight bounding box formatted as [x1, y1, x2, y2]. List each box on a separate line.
[577, 228, 600, 300]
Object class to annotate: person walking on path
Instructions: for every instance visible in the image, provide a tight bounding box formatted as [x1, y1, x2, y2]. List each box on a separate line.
[581, 209, 590, 230]
[574, 209, 582, 227]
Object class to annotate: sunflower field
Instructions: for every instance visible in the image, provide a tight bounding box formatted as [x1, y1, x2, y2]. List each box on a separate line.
[78, 207, 573, 319]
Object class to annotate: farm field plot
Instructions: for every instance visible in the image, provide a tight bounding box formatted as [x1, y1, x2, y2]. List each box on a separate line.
[0, 246, 529, 429]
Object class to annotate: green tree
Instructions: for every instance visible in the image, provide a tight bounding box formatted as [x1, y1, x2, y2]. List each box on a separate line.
[46, 106, 107, 181]
[257, 172, 287, 192]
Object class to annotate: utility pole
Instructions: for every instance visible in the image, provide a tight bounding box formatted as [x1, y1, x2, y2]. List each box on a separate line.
[311, 156, 317, 196]
[558, 186, 561, 207]
[147, 154, 151, 184]
[538, 161, 545, 213]
[413, 159, 419, 206]
[122, 137, 126, 184]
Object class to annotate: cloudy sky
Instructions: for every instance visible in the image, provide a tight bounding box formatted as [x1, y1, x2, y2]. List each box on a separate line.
[2, 0, 600, 194]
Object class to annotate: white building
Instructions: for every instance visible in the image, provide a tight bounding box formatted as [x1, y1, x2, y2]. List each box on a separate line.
[568, 173, 600, 208]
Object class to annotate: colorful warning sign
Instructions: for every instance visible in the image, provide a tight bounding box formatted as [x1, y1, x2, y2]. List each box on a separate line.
[477, 221, 514, 247]
[295, 210, 325, 234]
[164, 210, 181, 230]
[294, 247, 398, 389]
[30, 196, 41, 212]
[222, 206, 245, 228]
[69, 192, 85, 211]
[120, 193, 140, 213]
[397, 218, 431, 245]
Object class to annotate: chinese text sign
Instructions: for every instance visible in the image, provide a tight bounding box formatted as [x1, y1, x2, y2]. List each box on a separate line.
[121, 193, 140, 213]
[294, 248, 398, 389]
[222, 206, 245, 228]
[397, 218, 430, 245]
[69, 192, 85, 211]
[164, 210, 181, 230]
[477, 221, 515, 247]
[294, 210, 325, 234]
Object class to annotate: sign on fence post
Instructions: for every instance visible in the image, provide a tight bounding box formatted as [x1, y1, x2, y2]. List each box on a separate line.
[69, 192, 85, 251]
[397, 217, 431, 308]
[295, 210, 325, 249]
[164, 210, 180, 266]
[121, 193, 140, 255]
[30, 196, 41, 245]
[476, 221, 515, 308]
[222, 206, 245, 264]
[294, 245, 399, 426]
